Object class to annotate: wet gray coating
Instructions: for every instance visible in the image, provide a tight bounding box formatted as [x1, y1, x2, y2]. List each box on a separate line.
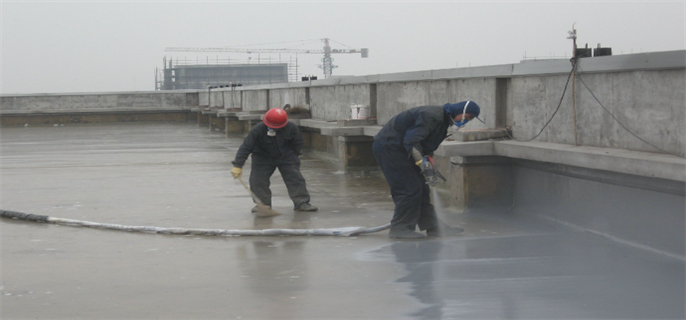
[1, 124, 683, 319]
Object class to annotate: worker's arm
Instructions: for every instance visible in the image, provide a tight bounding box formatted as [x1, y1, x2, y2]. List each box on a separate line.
[403, 112, 442, 160]
[231, 127, 258, 168]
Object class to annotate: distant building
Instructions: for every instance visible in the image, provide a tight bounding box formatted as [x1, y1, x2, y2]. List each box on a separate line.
[156, 58, 289, 90]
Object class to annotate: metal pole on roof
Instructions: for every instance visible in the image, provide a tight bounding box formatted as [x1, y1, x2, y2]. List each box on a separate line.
[568, 24, 579, 146]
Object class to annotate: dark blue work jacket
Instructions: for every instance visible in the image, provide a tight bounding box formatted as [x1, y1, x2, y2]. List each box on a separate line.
[373, 106, 451, 157]
[232, 121, 304, 167]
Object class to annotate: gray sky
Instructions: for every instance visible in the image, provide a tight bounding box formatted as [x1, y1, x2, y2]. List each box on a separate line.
[2, 1, 684, 94]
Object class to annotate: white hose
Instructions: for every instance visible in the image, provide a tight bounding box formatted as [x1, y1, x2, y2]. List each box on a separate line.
[1, 210, 391, 237]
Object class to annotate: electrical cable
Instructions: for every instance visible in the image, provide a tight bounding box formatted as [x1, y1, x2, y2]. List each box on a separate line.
[504, 58, 684, 159]
[575, 65, 686, 159]
[505, 58, 577, 142]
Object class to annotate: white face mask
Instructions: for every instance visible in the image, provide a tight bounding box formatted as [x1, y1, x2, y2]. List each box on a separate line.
[267, 128, 276, 136]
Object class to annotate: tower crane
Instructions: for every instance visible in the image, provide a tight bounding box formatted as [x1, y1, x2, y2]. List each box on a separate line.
[165, 38, 368, 79]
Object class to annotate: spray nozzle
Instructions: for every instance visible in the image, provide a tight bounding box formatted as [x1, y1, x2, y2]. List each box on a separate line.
[420, 156, 447, 186]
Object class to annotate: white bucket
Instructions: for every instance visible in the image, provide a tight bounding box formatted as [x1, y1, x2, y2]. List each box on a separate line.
[350, 104, 369, 119]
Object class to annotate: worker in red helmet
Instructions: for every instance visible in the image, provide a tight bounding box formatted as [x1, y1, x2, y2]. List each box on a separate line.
[231, 108, 318, 214]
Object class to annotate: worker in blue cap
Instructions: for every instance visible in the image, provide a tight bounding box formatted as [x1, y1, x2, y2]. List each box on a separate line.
[373, 101, 482, 239]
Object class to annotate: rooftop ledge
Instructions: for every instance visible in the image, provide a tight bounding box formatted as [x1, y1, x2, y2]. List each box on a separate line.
[291, 121, 685, 182]
[435, 140, 686, 182]
[0, 107, 190, 115]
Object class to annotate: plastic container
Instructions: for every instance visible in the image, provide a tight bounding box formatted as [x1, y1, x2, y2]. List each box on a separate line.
[350, 104, 369, 119]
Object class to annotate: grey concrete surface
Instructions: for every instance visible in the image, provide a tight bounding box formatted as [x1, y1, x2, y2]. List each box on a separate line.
[1, 123, 684, 319]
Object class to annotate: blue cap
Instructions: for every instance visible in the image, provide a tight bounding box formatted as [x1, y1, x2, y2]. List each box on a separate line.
[443, 101, 483, 123]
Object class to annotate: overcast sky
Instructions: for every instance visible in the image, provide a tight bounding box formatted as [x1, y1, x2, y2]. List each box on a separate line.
[1, 1, 684, 94]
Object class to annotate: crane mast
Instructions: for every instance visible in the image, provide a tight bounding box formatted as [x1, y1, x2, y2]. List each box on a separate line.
[165, 38, 368, 79]
[319, 38, 336, 79]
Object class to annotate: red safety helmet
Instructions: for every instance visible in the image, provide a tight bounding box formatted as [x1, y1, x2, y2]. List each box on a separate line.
[263, 108, 288, 129]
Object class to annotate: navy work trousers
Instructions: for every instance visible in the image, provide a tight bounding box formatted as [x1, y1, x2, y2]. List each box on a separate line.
[249, 153, 310, 209]
[372, 141, 439, 232]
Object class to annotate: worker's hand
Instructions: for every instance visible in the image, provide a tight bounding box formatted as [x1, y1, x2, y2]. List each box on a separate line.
[419, 156, 439, 186]
[231, 167, 242, 179]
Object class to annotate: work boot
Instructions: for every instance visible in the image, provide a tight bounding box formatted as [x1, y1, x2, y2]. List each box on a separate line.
[251, 205, 281, 218]
[389, 228, 426, 239]
[251, 205, 271, 213]
[426, 225, 464, 237]
[295, 203, 318, 212]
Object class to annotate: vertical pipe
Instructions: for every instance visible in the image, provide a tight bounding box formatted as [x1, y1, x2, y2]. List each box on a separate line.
[572, 64, 578, 146]
[570, 25, 579, 146]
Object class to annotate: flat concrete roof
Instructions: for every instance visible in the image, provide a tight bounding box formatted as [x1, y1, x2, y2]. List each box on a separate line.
[1, 123, 683, 319]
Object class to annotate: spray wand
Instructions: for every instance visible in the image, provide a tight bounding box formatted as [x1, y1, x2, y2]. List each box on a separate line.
[420, 156, 447, 186]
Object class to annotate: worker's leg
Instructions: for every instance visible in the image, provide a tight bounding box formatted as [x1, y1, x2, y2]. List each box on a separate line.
[373, 142, 424, 232]
[250, 155, 277, 206]
[276, 154, 311, 209]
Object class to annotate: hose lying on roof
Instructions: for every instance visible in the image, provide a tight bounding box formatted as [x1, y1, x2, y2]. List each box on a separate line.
[0, 210, 391, 237]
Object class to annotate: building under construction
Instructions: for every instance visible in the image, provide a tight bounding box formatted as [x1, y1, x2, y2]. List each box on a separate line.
[156, 56, 291, 90]
[161, 38, 369, 87]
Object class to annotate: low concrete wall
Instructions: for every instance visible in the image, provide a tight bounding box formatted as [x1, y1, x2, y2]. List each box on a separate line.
[0, 91, 197, 126]
[1, 91, 197, 111]
[375, 78, 498, 127]
[241, 90, 268, 111]
[511, 68, 685, 154]
[269, 88, 308, 110]
[0, 109, 191, 127]
[310, 84, 371, 120]
[198, 50, 684, 157]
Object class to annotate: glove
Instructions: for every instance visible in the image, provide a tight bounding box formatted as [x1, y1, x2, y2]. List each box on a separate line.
[230, 167, 242, 179]
[419, 156, 439, 186]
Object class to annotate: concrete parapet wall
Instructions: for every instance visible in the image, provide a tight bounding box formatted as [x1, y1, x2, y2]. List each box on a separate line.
[269, 88, 308, 110]
[197, 50, 684, 156]
[0, 91, 196, 111]
[375, 78, 496, 129]
[241, 90, 268, 111]
[310, 84, 371, 120]
[224, 90, 242, 110]
[511, 68, 685, 155]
